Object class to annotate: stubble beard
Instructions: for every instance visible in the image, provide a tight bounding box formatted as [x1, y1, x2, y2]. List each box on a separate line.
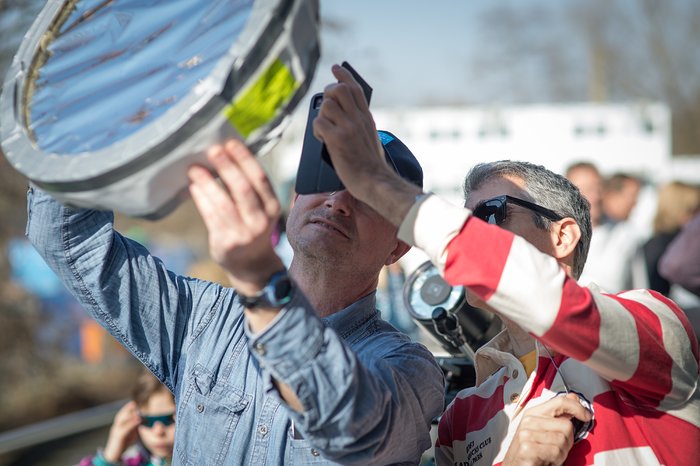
[289, 232, 353, 272]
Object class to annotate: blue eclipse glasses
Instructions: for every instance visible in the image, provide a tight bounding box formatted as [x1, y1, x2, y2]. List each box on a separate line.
[140, 412, 175, 428]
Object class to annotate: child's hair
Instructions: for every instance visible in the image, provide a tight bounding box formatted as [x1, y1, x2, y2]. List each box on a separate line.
[131, 369, 170, 408]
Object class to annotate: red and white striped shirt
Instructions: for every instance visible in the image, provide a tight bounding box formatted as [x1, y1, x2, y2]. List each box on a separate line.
[399, 195, 700, 466]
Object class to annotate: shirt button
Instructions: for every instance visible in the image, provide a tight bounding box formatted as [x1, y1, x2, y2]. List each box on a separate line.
[512, 369, 519, 379]
[310, 448, 320, 457]
[258, 424, 269, 436]
[255, 342, 266, 355]
[196, 403, 205, 413]
[510, 393, 520, 403]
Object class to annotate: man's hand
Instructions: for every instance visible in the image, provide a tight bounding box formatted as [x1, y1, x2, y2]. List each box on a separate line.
[103, 401, 141, 463]
[189, 141, 302, 410]
[187, 140, 284, 297]
[313, 64, 386, 197]
[502, 393, 592, 466]
[313, 65, 422, 227]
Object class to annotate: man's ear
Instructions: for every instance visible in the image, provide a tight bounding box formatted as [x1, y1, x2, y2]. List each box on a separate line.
[550, 218, 580, 263]
[385, 240, 411, 266]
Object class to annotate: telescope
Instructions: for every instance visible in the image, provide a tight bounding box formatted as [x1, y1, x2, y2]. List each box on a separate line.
[403, 260, 502, 360]
[1, 0, 320, 218]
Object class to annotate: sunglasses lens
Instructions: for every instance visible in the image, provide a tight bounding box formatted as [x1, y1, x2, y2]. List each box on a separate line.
[474, 199, 506, 225]
[141, 413, 175, 427]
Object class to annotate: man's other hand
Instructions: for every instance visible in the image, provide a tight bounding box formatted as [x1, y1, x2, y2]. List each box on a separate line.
[502, 393, 592, 466]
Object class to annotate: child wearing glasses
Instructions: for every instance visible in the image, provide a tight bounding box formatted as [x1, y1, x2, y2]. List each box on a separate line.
[78, 369, 175, 466]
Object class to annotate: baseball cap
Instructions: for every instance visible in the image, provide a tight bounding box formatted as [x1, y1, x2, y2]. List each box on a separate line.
[295, 121, 423, 194]
[378, 130, 423, 188]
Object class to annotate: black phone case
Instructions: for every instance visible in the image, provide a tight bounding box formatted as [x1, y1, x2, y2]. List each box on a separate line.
[294, 62, 372, 194]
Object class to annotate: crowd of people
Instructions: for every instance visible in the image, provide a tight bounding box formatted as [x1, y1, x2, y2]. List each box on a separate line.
[23, 64, 700, 465]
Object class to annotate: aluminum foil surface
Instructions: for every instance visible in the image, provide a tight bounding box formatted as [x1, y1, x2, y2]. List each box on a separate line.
[29, 0, 254, 154]
[1, 0, 319, 217]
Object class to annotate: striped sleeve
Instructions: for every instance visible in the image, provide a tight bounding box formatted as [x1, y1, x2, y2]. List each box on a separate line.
[401, 196, 699, 408]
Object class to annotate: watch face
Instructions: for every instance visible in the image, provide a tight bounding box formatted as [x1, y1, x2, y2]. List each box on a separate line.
[272, 275, 293, 303]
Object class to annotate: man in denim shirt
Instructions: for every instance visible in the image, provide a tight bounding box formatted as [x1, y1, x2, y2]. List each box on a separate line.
[27, 118, 444, 463]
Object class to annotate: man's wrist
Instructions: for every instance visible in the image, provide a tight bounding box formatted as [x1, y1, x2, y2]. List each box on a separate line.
[238, 269, 294, 310]
[227, 254, 285, 296]
[361, 172, 423, 227]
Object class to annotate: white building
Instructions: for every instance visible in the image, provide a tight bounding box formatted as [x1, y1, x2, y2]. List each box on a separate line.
[267, 100, 698, 274]
[272, 101, 694, 204]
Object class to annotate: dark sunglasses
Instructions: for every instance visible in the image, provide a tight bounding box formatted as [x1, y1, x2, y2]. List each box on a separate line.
[473, 195, 563, 225]
[140, 412, 175, 428]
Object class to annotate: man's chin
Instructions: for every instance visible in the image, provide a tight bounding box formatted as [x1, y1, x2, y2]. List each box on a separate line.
[294, 240, 349, 264]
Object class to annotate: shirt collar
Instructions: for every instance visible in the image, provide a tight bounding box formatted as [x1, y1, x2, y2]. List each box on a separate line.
[474, 329, 533, 386]
[322, 292, 378, 340]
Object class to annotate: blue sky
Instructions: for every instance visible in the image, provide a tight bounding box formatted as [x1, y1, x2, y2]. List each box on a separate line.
[312, 1, 493, 106]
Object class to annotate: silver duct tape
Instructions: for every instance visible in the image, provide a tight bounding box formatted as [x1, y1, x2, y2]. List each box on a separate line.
[1, 0, 320, 218]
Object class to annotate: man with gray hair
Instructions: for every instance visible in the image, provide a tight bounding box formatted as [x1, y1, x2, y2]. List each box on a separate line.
[315, 64, 700, 466]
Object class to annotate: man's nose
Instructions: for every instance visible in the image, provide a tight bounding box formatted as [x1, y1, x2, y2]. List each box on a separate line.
[324, 190, 354, 215]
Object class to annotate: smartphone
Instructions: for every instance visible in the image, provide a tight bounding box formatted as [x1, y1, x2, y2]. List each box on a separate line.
[294, 62, 372, 194]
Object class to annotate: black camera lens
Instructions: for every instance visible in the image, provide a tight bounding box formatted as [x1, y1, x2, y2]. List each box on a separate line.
[420, 275, 452, 306]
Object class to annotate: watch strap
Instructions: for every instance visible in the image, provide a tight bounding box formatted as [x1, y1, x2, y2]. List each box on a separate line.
[239, 269, 293, 309]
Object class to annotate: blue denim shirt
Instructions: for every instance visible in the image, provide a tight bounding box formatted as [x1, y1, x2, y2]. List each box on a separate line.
[27, 188, 445, 465]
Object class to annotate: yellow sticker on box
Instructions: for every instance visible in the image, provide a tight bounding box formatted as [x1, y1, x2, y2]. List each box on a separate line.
[224, 58, 299, 138]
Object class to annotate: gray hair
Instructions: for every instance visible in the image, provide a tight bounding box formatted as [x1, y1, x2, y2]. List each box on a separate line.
[463, 160, 592, 279]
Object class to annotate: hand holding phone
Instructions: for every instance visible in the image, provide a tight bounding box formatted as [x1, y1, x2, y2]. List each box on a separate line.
[336, 61, 373, 104]
[294, 62, 373, 194]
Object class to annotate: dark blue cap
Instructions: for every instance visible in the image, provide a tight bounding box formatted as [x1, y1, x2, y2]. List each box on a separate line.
[378, 130, 423, 188]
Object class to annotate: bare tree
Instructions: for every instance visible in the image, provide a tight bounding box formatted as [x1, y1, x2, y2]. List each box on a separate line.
[474, 0, 700, 154]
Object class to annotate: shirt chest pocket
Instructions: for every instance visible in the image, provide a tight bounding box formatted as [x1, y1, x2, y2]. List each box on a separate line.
[285, 426, 330, 465]
[176, 365, 251, 465]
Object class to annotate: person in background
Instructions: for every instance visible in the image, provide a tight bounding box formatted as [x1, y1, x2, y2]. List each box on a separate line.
[601, 172, 642, 223]
[565, 162, 641, 292]
[565, 162, 603, 226]
[313, 64, 699, 466]
[659, 207, 700, 340]
[634, 181, 700, 297]
[376, 262, 420, 339]
[660, 209, 700, 297]
[79, 369, 175, 466]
